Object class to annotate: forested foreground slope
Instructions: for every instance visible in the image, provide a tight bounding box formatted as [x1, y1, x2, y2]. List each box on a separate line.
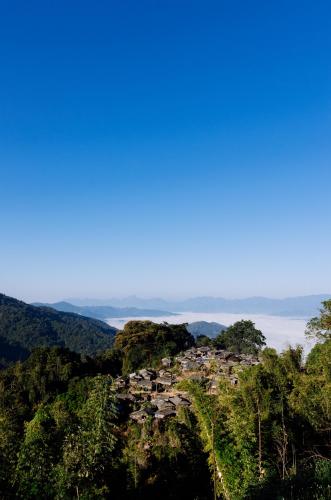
[0, 293, 116, 366]
[0, 300, 330, 499]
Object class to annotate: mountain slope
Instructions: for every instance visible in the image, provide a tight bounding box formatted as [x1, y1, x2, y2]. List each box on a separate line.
[0, 294, 117, 367]
[187, 321, 227, 338]
[33, 301, 176, 320]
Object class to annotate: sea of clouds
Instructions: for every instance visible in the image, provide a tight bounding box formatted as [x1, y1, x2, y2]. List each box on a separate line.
[107, 312, 316, 353]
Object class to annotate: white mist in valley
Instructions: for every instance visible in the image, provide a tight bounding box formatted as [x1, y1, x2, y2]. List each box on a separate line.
[107, 312, 314, 353]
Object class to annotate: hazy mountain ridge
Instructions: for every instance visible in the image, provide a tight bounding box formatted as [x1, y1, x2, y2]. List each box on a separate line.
[33, 301, 177, 320]
[65, 294, 330, 317]
[186, 321, 227, 338]
[0, 294, 117, 367]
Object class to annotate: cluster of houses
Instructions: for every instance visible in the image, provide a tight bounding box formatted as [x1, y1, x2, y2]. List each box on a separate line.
[175, 346, 260, 386]
[129, 393, 191, 423]
[113, 348, 260, 423]
[114, 362, 175, 395]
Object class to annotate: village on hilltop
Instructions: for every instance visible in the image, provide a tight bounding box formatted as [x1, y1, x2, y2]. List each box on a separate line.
[113, 346, 260, 424]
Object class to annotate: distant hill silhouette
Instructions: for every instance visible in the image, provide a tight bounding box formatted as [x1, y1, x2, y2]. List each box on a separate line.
[33, 301, 176, 320]
[66, 294, 331, 317]
[187, 321, 227, 338]
[0, 294, 117, 367]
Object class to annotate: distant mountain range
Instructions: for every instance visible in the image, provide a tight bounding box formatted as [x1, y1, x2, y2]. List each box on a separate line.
[32, 301, 176, 320]
[65, 294, 330, 318]
[33, 302, 228, 338]
[0, 294, 117, 367]
[186, 321, 227, 338]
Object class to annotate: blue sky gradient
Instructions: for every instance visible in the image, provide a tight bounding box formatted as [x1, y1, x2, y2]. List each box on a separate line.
[1, 0, 330, 301]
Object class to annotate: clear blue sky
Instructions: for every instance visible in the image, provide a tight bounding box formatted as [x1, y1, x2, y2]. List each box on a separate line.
[1, 0, 330, 302]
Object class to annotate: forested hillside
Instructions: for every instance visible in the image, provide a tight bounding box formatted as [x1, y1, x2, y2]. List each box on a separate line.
[0, 294, 116, 366]
[0, 300, 330, 499]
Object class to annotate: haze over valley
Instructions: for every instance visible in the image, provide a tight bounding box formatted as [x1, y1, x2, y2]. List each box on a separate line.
[66, 294, 329, 317]
[34, 294, 327, 353]
[106, 312, 310, 353]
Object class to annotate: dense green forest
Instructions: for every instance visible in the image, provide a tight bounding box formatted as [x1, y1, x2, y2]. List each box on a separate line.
[0, 299, 330, 499]
[114, 320, 195, 373]
[0, 294, 117, 367]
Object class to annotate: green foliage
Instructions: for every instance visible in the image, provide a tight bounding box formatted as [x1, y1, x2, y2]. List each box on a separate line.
[182, 379, 239, 499]
[306, 299, 331, 341]
[214, 320, 266, 355]
[185, 342, 331, 499]
[121, 417, 211, 499]
[0, 347, 84, 416]
[290, 339, 331, 432]
[114, 321, 194, 373]
[15, 406, 60, 499]
[0, 407, 21, 496]
[196, 334, 214, 347]
[0, 303, 330, 499]
[56, 376, 119, 499]
[94, 348, 123, 377]
[0, 293, 116, 366]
